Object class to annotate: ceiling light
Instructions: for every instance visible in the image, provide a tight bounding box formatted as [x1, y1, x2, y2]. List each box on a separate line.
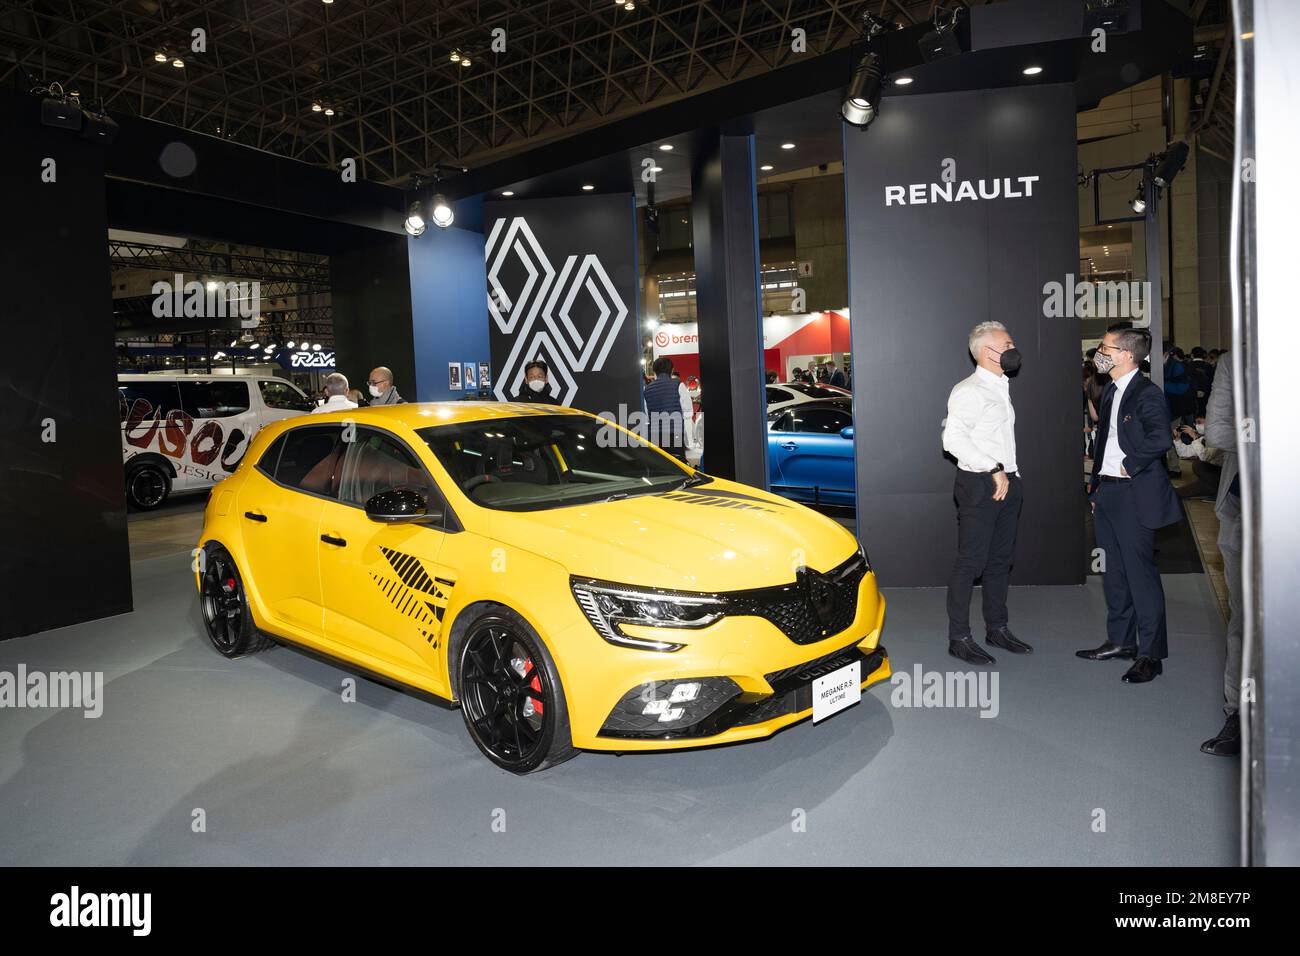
[781, 142, 796, 150]
[461, 55, 472, 67]
[286, 341, 296, 349]
[312, 343, 322, 351]
[431, 194, 455, 228]
[311, 102, 323, 112]
[894, 76, 914, 86]
[1152, 141, 1189, 188]
[154, 51, 168, 63]
[760, 164, 774, 171]
[501, 190, 514, 197]
[171, 57, 185, 68]
[323, 106, 335, 116]
[582, 184, 595, 191]
[1130, 184, 1147, 215]
[1022, 66, 1043, 76]
[659, 144, 673, 152]
[450, 50, 461, 63]
[842, 52, 884, 128]
[650, 166, 663, 173]
[404, 200, 427, 236]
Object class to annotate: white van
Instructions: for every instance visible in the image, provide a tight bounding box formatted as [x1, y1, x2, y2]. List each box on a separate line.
[118, 373, 313, 509]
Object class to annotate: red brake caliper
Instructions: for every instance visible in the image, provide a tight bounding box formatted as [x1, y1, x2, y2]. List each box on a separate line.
[526, 659, 544, 716]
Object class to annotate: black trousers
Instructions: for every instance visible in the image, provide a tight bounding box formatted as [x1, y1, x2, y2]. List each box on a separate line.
[946, 470, 1022, 639]
[1093, 479, 1169, 659]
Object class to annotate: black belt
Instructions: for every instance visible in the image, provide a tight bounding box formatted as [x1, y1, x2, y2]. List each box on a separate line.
[1097, 475, 1131, 483]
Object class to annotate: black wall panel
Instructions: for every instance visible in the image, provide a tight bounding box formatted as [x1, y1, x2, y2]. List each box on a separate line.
[0, 109, 133, 639]
[845, 84, 1083, 586]
[330, 235, 418, 401]
[483, 194, 642, 415]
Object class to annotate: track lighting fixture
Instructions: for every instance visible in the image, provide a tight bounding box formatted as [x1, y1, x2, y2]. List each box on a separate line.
[842, 53, 884, 128]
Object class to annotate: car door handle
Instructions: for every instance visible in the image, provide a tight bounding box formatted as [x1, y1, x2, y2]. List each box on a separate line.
[320, 534, 347, 547]
[243, 511, 268, 522]
[780, 442, 799, 450]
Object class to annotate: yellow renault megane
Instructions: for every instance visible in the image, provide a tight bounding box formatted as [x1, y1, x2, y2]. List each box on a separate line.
[196, 402, 889, 773]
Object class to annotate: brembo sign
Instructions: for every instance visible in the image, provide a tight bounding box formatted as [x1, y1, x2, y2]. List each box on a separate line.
[884, 169, 1040, 207]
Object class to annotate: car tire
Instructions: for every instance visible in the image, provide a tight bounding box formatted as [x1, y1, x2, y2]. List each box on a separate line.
[455, 606, 577, 774]
[126, 461, 171, 510]
[199, 542, 273, 658]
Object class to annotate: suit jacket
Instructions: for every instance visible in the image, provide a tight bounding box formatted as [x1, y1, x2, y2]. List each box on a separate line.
[1202, 352, 1240, 523]
[828, 370, 847, 388]
[1088, 372, 1182, 529]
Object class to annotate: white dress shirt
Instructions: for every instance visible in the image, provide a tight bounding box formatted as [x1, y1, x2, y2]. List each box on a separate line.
[311, 394, 359, 415]
[1100, 368, 1139, 477]
[942, 366, 1018, 474]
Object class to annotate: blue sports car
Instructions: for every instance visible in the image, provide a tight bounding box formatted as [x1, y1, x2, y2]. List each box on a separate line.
[767, 397, 855, 506]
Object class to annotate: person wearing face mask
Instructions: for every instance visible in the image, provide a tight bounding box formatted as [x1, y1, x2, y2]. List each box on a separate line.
[1076, 324, 1182, 683]
[366, 367, 405, 405]
[511, 359, 560, 405]
[941, 321, 1030, 665]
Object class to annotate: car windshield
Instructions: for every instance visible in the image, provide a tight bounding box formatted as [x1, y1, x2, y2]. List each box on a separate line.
[418, 414, 700, 512]
[786, 382, 846, 399]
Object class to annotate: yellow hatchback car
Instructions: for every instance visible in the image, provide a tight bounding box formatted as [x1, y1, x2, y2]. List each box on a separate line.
[196, 402, 889, 773]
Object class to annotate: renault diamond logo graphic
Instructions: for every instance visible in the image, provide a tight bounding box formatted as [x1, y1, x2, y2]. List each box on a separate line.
[798, 567, 838, 627]
[485, 215, 629, 407]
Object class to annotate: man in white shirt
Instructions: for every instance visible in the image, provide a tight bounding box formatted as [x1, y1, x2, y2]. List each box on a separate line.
[311, 372, 359, 414]
[941, 321, 1032, 664]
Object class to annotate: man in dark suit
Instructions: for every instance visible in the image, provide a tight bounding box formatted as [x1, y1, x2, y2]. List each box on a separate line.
[1077, 325, 1184, 683]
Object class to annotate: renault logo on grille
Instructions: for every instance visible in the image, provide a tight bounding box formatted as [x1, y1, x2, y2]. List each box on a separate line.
[797, 567, 837, 631]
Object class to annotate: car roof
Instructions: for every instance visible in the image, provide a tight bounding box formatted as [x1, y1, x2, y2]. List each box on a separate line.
[292, 401, 589, 429]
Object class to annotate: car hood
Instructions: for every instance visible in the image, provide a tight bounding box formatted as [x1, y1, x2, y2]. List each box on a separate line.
[479, 479, 859, 592]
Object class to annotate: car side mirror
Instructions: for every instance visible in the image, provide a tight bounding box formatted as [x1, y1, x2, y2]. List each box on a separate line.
[364, 488, 442, 525]
[840, 426, 855, 440]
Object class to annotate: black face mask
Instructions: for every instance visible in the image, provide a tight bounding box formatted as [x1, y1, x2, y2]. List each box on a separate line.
[997, 347, 1022, 374]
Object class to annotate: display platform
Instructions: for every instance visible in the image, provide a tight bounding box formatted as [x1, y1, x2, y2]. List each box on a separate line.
[0, 551, 1234, 866]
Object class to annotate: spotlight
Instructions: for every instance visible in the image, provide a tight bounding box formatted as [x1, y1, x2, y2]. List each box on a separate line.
[154, 51, 168, 63]
[842, 53, 883, 128]
[624, 1, 635, 9]
[39, 85, 82, 131]
[502, 190, 514, 197]
[582, 184, 595, 191]
[760, 164, 774, 171]
[450, 50, 462, 63]
[1129, 183, 1147, 215]
[323, 106, 335, 116]
[286, 341, 296, 349]
[404, 200, 427, 236]
[919, 7, 964, 62]
[894, 76, 914, 86]
[80, 105, 118, 144]
[311, 102, 323, 112]
[1022, 65, 1043, 75]
[312, 343, 322, 351]
[780, 142, 796, 150]
[1152, 141, 1189, 188]
[171, 57, 185, 68]
[461, 55, 472, 67]
[431, 194, 455, 228]
[659, 144, 673, 151]
[1084, 0, 1132, 34]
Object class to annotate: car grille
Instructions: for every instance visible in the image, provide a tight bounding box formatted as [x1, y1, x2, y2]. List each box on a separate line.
[723, 552, 867, 645]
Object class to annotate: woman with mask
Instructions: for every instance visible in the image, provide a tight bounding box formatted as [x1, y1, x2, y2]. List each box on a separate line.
[511, 359, 560, 405]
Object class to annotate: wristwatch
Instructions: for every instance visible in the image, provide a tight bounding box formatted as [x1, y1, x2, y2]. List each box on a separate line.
[989, 463, 1005, 475]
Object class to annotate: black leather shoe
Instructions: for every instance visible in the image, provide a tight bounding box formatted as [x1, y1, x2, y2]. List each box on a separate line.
[986, 627, 1032, 654]
[1121, 657, 1163, 683]
[1200, 714, 1241, 756]
[1075, 641, 1137, 661]
[948, 637, 996, 666]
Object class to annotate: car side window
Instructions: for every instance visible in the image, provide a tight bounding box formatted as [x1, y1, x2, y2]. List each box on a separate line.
[259, 380, 312, 411]
[787, 406, 851, 434]
[256, 434, 286, 478]
[118, 382, 182, 422]
[769, 411, 793, 432]
[338, 428, 439, 508]
[273, 426, 344, 499]
[764, 386, 789, 405]
[180, 380, 251, 418]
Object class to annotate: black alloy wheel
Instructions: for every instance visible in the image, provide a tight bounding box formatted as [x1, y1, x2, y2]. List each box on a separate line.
[199, 543, 270, 658]
[458, 611, 575, 773]
[126, 463, 170, 510]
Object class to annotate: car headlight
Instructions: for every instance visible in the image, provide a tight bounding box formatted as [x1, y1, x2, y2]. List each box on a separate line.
[570, 578, 725, 652]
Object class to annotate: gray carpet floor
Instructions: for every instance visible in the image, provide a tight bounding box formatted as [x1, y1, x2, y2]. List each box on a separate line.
[0, 552, 1237, 866]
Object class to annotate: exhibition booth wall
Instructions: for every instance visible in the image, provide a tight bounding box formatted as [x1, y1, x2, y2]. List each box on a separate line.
[845, 82, 1083, 587]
